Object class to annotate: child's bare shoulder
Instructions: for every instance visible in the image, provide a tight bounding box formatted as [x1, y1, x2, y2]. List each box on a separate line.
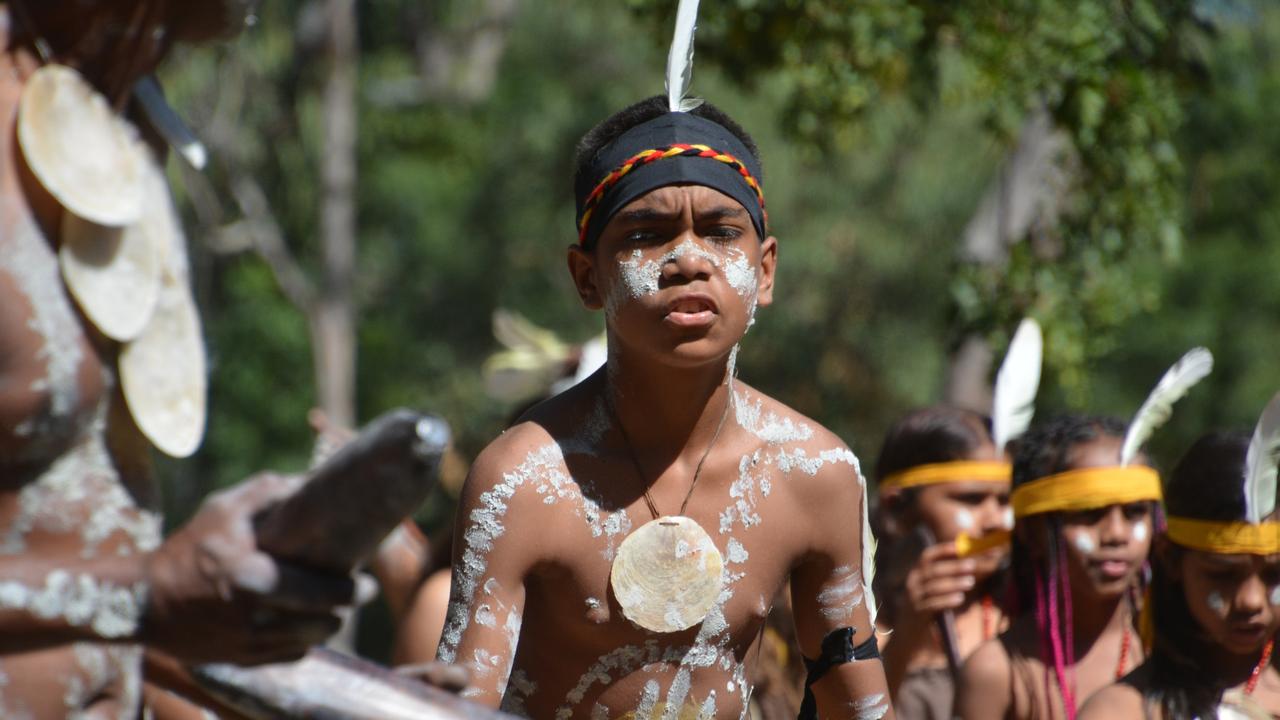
[732, 382, 863, 493]
[1077, 682, 1146, 720]
[462, 385, 604, 505]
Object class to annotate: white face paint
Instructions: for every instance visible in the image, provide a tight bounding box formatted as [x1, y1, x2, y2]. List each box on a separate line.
[1207, 590, 1228, 615]
[1270, 585, 1280, 607]
[1002, 508, 1015, 530]
[1132, 520, 1149, 544]
[1070, 531, 1097, 556]
[954, 508, 975, 532]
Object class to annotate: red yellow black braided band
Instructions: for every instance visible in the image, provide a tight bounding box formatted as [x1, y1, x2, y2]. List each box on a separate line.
[577, 143, 767, 244]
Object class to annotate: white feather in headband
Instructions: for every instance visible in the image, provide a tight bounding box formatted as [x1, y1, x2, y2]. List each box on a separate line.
[991, 318, 1043, 453]
[1244, 392, 1280, 523]
[665, 0, 703, 112]
[1119, 347, 1214, 466]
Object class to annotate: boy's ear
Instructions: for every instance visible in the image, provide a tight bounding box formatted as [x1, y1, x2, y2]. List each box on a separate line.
[755, 235, 778, 307]
[567, 243, 604, 310]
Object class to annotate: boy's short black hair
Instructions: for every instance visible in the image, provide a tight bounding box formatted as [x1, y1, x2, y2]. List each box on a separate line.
[573, 95, 764, 191]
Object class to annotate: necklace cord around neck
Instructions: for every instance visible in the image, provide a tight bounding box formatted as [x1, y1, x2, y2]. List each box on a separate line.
[608, 387, 732, 519]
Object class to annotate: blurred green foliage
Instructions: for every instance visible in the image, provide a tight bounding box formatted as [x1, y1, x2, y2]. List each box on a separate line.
[156, 0, 1280, 528]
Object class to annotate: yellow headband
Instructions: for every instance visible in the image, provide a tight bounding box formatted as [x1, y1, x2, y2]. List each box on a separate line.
[1011, 466, 1162, 518]
[879, 460, 1012, 492]
[1166, 517, 1280, 556]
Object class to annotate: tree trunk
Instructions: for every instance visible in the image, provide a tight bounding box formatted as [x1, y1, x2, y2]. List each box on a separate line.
[321, 0, 359, 653]
[944, 109, 1067, 410]
[317, 0, 359, 431]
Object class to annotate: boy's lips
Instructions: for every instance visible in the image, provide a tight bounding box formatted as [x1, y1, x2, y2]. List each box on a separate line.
[1091, 557, 1134, 580]
[664, 293, 718, 327]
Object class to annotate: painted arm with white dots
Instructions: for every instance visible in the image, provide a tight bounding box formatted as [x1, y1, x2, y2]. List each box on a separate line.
[789, 444, 896, 720]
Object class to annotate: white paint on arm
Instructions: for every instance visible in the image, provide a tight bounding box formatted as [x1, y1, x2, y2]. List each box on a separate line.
[851, 693, 890, 720]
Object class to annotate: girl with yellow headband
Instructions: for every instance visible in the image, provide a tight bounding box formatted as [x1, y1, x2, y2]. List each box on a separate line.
[876, 319, 1041, 719]
[958, 347, 1213, 720]
[1080, 394, 1280, 720]
[874, 406, 1013, 719]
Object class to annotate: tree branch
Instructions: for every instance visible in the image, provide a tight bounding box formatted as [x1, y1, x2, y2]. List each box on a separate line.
[229, 175, 317, 313]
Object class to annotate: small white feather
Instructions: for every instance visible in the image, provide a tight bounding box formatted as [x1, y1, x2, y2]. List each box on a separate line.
[1244, 392, 1280, 523]
[991, 318, 1043, 452]
[859, 469, 878, 627]
[665, 0, 703, 112]
[1120, 347, 1214, 466]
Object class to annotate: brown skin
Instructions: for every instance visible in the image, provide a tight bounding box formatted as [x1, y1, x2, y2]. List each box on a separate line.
[441, 184, 894, 718]
[956, 436, 1153, 720]
[878, 445, 1011, 697]
[0, 7, 361, 716]
[1079, 545, 1280, 719]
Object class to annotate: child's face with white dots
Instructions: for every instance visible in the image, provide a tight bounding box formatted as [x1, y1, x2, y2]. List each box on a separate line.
[1178, 548, 1280, 656]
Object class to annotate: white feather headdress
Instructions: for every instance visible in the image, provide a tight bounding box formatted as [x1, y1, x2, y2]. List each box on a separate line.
[1119, 347, 1214, 466]
[665, 0, 704, 112]
[1244, 392, 1280, 523]
[991, 318, 1043, 453]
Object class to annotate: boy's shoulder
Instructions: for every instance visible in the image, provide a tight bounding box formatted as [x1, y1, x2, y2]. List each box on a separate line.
[463, 381, 606, 499]
[729, 381, 863, 491]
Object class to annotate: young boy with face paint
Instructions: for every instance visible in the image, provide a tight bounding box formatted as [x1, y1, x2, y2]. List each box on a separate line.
[439, 95, 894, 719]
[1080, 425, 1280, 719]
[956, 415, 1157, 720]
[873, 407, 1013, 719]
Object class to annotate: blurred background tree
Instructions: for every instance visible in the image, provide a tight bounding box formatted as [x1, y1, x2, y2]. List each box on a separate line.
[156, 0, 1278, 543]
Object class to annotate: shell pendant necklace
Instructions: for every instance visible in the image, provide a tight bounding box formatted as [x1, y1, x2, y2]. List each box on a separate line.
[608, 389, 730, 633]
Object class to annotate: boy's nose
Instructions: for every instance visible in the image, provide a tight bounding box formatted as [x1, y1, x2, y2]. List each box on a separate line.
[662, 235, 714, 281]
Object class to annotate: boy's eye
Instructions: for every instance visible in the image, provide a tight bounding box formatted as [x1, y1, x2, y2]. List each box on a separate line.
[624, 229, 662, 245]
[703, 225, 742, 241]
[1121, 502, 1150, 520]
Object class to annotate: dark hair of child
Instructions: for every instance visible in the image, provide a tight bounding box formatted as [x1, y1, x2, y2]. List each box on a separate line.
[1141, 432, 1250, 718]
[875, 405, 995, 498]
[1008, 414, 1148, 715]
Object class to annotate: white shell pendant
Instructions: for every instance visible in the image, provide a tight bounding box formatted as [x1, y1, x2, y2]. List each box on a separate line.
[610, 516, 724, 633]
[58, 155, 176, 341]
[18, 64, 145, 226]
[119, 205, 206, 458]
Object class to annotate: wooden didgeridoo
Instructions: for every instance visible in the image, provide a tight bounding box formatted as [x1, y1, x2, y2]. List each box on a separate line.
[191, 409, 517, 720]
[253, 408, 451, 571]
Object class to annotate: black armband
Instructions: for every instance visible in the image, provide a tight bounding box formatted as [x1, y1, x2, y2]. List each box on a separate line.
[797, 627, 881, 719]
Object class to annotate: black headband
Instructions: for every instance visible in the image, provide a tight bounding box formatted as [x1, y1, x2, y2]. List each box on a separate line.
[574, 112, 767, 248]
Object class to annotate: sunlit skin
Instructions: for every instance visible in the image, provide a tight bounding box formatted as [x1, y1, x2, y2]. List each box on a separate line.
[441, 184, 895, 718]
[879, 441, 1013, 696]
[1079, 547, 1280, 718]
[956, 435, 1153, 720]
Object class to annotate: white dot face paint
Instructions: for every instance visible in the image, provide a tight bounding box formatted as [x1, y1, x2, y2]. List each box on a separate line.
[1270, 585, 1280, 607]
[953, 509, 975, 532]
[1207, 590, 1227, 615]
[1070, 531, 1097, 556]
[1002, 508, 1015, 530]
[1132, 520, 1149, 544]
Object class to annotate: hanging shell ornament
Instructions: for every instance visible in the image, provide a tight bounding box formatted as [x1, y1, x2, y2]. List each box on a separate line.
[18, 64, 146, 227]
[58, 156, 176, 342]
[118, 156, 206, 458]
[610, 516, 724, 633]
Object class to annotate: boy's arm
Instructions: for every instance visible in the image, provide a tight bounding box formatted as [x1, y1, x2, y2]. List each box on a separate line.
[789, 451, 895, 719]
[436, 439, 538, 707]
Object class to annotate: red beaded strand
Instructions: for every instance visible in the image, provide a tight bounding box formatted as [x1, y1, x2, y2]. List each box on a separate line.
[1246, 638, 1275, 696]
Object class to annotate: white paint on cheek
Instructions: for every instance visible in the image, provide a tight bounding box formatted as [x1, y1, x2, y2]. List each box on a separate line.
[722, 248, 757, 299]
[1132, 521, 1149, 543]
[1270, 585, 1280, 607]
[1208, 590, 1227, 615]
[1071, 532, 1097, 555]
[619, 249, 662, 299]
[954, 509, 975, 531]
[1002, 508, 1015, 530]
